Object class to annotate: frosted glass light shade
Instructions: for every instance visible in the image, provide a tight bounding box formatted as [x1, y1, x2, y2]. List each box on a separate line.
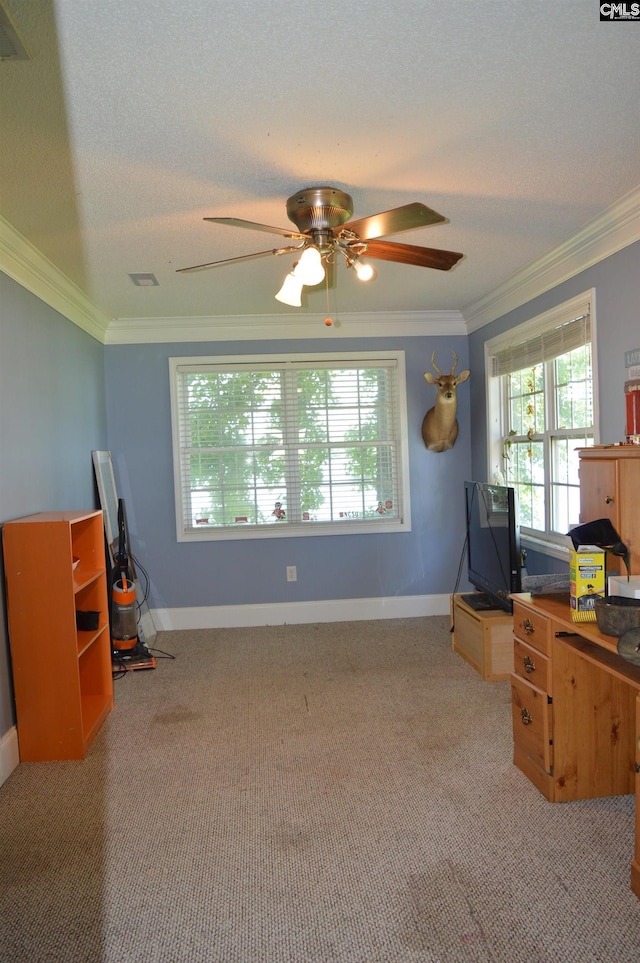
[293, 247, 325, 286]
[275, 272, 303, 306]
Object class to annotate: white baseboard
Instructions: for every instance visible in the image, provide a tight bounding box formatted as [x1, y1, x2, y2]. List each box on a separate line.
[0, 725, 19, 787]
[150, 593, 451, 630]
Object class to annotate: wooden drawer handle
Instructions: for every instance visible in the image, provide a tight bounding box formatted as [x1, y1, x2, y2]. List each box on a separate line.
[605, 495, 614, 504]
[522, 618, 535, 635]
[523, 655, 536, 673]
[521, 708, 533, 726]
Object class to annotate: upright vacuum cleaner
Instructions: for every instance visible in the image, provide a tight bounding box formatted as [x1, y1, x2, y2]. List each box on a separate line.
[110, 499, 156, 671]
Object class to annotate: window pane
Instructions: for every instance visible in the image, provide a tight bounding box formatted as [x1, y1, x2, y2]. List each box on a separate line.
[555, 345, 592, 430]
[551, 437, 575, 534]
[507, 366, 544, 435]
[507, 440, 545, 530]
[173, 355, 408, 539]
[550, 434, 593, 533]
[513, 479, 545, 531]
[296, 446, 397, 522]
[551, 480, 579, 535]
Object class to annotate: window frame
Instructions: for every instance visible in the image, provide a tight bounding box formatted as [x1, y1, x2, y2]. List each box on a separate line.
[484, 290, 598, 558]
[169, 350, 412, 542]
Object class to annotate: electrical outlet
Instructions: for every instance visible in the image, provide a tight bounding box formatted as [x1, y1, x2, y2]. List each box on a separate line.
[286, 565, 297, 582]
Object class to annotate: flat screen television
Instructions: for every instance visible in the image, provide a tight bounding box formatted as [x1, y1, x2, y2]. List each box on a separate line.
[463, 480, 521, 613]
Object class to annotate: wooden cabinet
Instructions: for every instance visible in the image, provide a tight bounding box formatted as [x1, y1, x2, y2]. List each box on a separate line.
[3, 510, 114, 761]
[450, 594, 513, 681]
[578, 447, 640, 575]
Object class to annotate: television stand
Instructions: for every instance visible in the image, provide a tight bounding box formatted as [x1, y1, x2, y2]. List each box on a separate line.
[459, 592, 498, 612]
[450, 594, 514, 681]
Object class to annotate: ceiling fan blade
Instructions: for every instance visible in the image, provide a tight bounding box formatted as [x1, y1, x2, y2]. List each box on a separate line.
[342, 202, 446, 241]
[177, 245, 300, 273]
[363, 239, 463, 271]
[204, 216, 307, 240]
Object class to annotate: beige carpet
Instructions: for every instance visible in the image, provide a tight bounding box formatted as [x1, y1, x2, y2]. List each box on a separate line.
[1, 616, 640, 962]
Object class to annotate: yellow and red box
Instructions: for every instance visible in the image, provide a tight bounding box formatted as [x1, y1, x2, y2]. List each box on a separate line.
[570, 544, 606, 622]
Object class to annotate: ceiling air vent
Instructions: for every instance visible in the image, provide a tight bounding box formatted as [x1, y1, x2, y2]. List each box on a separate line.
[0, 3, 30, 61]
[129, 273, 159, 287]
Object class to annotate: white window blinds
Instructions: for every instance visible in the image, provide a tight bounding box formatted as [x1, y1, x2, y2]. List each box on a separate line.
[491, 305, 591, 377]
[170, 352, 410, 540]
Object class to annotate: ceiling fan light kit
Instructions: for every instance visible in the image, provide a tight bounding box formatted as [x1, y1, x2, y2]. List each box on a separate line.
[179, 185, 464, 307]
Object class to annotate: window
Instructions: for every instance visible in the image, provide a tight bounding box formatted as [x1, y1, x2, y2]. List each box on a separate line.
[169, 351, 411, 540]
[485, 291, 596, 550]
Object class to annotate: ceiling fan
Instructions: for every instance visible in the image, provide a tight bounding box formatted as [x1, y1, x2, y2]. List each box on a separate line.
[177, 186, 464, 306]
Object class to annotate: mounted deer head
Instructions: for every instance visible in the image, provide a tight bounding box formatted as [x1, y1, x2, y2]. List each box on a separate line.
[421, 351, 470, 452]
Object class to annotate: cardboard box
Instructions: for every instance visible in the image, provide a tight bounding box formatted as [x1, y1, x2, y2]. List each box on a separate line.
[608, 575, 640, 599]
[570, 544, 605, 622]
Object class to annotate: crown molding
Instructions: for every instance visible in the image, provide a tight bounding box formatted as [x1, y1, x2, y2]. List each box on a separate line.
[463, 184, 640, 332]
[104, 310, 466, 344]
[0, 215, 110, 342]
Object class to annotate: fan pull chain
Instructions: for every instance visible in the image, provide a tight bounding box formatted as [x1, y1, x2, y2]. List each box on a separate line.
[324, 270, 333, 327]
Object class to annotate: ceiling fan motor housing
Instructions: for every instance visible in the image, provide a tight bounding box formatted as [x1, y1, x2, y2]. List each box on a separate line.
[286, 187, 354, 238]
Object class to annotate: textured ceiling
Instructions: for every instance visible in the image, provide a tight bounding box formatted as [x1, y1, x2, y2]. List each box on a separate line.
[1, 0, 640, 326]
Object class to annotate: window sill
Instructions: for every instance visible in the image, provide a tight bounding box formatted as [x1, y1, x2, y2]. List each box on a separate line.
[521, 532, 570, 562]
[178, 516, 411, 541]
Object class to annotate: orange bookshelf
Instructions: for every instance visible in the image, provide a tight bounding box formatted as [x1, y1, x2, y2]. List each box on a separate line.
[3, 510, 114, 761]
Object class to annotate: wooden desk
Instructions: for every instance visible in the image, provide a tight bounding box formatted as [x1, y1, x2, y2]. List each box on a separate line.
[510, 592, 640, 899]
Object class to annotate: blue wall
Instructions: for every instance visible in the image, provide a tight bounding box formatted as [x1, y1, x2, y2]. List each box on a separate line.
[0, 272, 108, 735]
[468, 240, 640, 574]
[104, 337, 472, 612]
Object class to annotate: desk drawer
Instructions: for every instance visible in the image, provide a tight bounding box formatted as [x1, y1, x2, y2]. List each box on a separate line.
[511, 675, 553, 774]
[513, 600, 552, 656]
[513, 637, 551, 694]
